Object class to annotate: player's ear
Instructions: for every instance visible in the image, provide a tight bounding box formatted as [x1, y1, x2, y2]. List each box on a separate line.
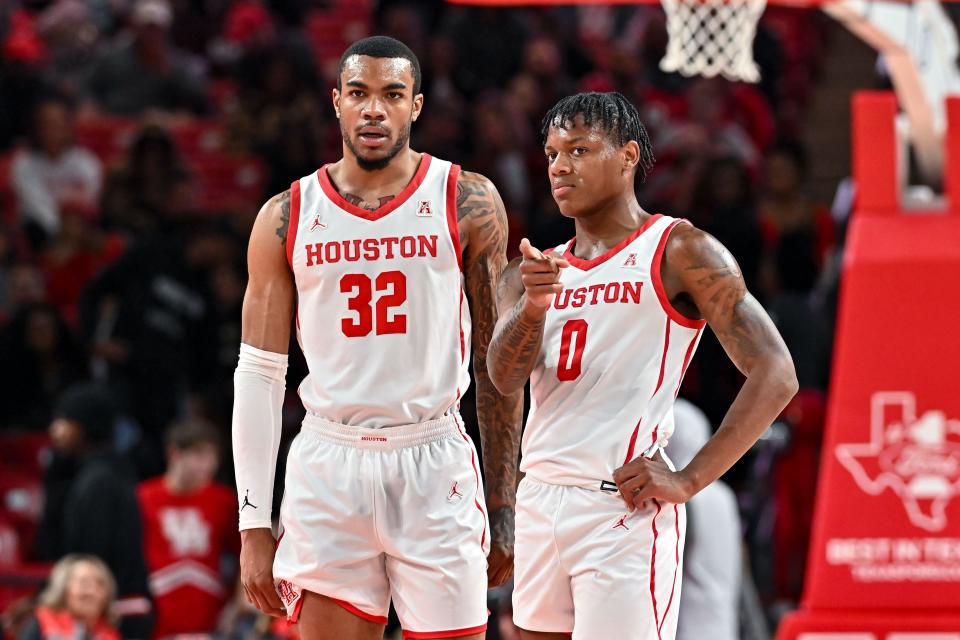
[412, 93, 424, 122]
[332, 88, 341, 119]
[621, 140, 641, 176]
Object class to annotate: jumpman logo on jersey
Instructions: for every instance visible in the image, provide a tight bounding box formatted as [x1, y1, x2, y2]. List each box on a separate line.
[447, 481, 464, 501]
[622, 253, 638, 267]
[241, 490, 258, 511]
[613, 515, 630, 530]
[310, 214, 327, 231]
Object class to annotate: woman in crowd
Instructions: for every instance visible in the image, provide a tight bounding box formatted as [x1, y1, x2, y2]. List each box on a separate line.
[18, 554, 119, 640]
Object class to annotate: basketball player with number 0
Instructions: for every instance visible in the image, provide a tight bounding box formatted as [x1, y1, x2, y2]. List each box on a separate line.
[488, 92, 798, 639]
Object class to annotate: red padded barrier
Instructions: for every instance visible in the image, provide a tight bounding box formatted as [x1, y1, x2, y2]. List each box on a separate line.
[777, 91, 960, 639]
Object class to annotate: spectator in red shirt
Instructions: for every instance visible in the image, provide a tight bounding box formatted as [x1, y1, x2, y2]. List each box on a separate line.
[138, 419, 239, 639]
[42, 209, 126, 327]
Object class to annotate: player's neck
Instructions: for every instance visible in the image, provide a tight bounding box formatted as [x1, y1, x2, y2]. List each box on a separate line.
[572, 194, 651, 257]
[329, 147, 422, 198]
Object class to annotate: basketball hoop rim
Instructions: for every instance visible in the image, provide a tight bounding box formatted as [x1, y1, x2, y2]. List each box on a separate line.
[625, 0, 957, 5]
[447, 0, 960, 6]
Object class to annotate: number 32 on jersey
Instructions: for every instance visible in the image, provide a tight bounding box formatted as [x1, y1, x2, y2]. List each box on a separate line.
[339, 271, 407, 337]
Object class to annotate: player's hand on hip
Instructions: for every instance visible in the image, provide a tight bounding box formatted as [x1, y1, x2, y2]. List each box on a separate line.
[486, 505, 515, 588]
[518, 238, 569, 310]
[612, 452, 695, 511]
[240, 528, 285, 617]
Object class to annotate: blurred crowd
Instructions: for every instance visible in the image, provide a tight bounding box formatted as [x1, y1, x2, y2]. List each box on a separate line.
[0, 0, 843, 638]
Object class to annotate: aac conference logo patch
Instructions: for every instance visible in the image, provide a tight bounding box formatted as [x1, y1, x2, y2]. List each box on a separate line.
[837, 392, 960, 532]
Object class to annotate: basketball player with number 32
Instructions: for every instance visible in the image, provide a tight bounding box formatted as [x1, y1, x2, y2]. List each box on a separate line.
[232, 36, 521, 640]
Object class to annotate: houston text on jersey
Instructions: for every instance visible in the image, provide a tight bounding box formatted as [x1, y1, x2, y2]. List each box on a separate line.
[304, 234, 440, 266]
[553, 281, 643, 309]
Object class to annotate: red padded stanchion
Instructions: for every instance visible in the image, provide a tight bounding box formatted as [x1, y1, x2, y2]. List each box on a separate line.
[946, 96, 960, 215]
[777, 91, 960, 639]
[852, 92, 899, 216]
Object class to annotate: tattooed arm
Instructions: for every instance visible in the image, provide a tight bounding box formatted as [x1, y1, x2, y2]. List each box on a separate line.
[236, 190, 295, 616]
[613, 225, 798, 509]
[457, 171, 524, 587]
[241, 189, 296, 351]
[487, 238, 570, 395]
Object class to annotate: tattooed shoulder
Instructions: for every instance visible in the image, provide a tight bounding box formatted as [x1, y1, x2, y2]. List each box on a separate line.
[272, 189, 292, 245]
[657, 223, 741, 320]
[456, 171, 491, 219]
[456, 171, 508, 254]
[666, 224, 743, 290]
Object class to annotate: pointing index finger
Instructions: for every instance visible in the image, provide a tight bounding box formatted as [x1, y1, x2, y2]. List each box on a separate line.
[519, 237, 545, 261]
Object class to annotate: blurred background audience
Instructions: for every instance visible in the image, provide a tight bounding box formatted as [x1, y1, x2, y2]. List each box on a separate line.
[0, 0, 842, 637]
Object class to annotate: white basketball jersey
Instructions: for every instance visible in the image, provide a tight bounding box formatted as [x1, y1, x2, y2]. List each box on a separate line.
[286, 154, 470, 428]
[520, 214, 706, 486]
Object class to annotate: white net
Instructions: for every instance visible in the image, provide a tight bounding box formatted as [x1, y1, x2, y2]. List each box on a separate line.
[659, 0, 768, 82]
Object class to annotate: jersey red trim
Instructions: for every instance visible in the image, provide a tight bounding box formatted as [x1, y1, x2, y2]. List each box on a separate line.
[623, 317, 671, 465]
[563, 213, 662, 270]
[455, 415, 487, 550]
[451, 164, 466, 370]
[673, 328, 703, 398]
[328, 597, 389, 625]
[648, 316, 673, 452]
[458, 287, 465, 364]
[654, 318, 670, 398]
[651, 220, 708, 330]
[649, 499, 664, 640]
[623, 418, 643, 466]
[658, 504, 682, 636]
[316, 154, 432, 222]
[403, 623, 487, 639]
[446, 163, 463, 272]
[286, 179, 301, 269]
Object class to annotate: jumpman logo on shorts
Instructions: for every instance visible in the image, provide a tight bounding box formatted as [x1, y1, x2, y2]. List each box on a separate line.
[613, 514, 629, 530]
[447, 482, 464, 501]
[241, 490, 258, 511]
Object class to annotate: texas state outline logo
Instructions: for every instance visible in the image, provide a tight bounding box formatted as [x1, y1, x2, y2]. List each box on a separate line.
[836, 391, 960, 532]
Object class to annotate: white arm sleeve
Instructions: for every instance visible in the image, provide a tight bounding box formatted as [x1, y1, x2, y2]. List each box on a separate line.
[232, 343, 288, 531]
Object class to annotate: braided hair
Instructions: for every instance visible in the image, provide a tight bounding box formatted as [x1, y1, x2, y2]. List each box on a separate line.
[541, 92, 655, 181]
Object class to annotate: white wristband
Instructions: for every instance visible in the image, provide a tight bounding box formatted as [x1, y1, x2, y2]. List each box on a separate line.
[232, 343, 288, 531]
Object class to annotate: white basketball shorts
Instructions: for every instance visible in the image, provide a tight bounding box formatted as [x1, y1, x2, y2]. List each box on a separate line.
[273, 413, 490, 638]
[513, 475, 686, 639]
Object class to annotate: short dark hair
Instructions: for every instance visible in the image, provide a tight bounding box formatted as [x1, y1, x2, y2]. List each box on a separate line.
[337, 36, 422, 94]
[165, 418, 221, 452]
[541, 92, 656, 181]
[55, 383, 117, 446]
